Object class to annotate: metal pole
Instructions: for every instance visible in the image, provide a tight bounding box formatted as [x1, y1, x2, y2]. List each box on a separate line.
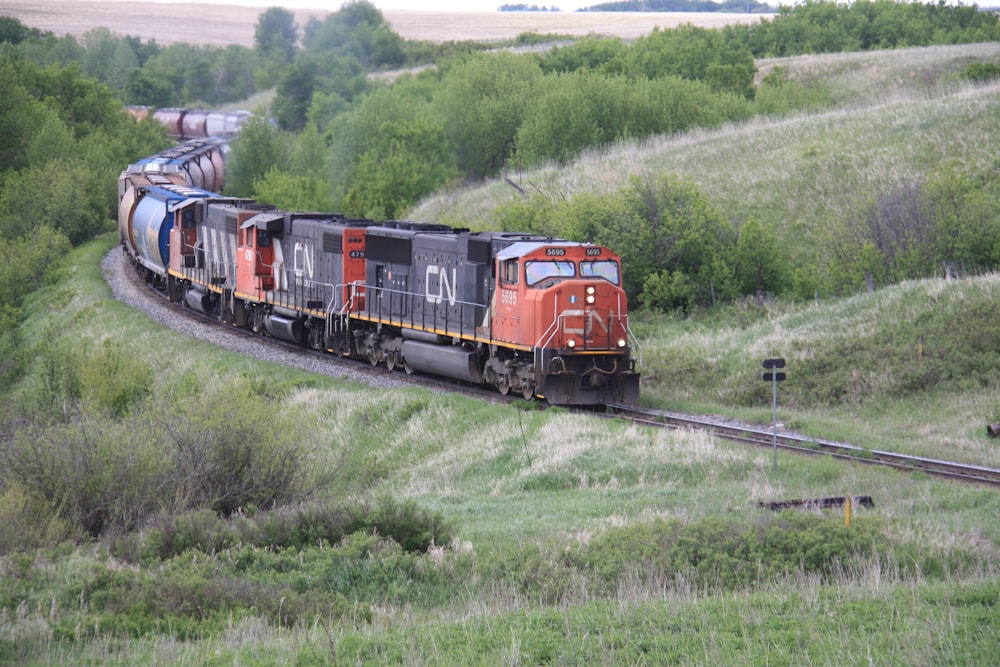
[772, 371, 778, 472]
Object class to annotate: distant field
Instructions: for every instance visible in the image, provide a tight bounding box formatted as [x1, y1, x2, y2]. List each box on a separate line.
[0, 0, 764, 45]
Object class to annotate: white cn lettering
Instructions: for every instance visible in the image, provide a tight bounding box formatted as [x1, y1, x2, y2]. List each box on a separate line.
[293, 241, 314, 280]
[426, 265, 457, 305]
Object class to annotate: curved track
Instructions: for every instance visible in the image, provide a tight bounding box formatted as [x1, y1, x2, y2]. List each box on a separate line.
[605, 404, 1000, 488]
[111, 251, 1000, 487]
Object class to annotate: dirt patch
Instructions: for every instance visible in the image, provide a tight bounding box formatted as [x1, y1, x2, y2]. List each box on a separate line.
[0, 0, 763, 45]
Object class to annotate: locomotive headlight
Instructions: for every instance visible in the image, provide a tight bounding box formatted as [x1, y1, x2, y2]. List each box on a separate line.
[617, 338, 627, 348]
[585, 285, 596, 304]
[567, 339, 577, 349]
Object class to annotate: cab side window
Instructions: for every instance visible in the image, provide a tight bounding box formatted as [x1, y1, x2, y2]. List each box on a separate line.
[501, 259, 519, 285]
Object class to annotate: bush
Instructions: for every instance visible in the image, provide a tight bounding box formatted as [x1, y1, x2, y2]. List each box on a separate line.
[113, 496, 453, 563]
[0, 483, 82, 554]
[576, 514, 890, 593]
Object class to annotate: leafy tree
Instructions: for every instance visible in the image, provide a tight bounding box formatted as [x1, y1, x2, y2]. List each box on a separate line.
[253, 167, 336, 212]
[326, 86, 457, 218]
[255, 6, 298, 65]
[733, 218, 786, 295]
[0, 58, 46, 172]
[273, 53, 368, 132]
[226, 115, 289, 197]
[302, 0, 405, 69]
[514, 71, 746, 167]
[629, 24, 756, 99]
[622, 174, 738, 311]
[536, 35, 629, 75]
[0, 16, 33, 45]
[80, 27, 136, 93]
[0, 226, 71, 313]
[343, 116, 458, 219]
[124, 67, 175, 107]
[434, 52, 543, 179]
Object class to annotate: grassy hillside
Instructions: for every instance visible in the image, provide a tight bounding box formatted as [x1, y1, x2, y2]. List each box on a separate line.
[3, 233, 998, 664]
[413, 43, 1000, 264]
[2, 43, 1000, 663]
[411, 40, 1000, 469]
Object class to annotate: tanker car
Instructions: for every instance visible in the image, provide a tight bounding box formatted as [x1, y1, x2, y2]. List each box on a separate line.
[127, 106, 251, 139]
[119, 141, 640, 405]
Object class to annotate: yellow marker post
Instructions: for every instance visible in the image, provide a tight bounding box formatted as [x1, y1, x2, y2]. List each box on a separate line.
[844, 495, 852, 527]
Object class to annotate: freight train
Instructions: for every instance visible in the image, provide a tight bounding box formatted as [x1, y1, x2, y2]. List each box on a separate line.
[126, 106, 251, 139]
[118, 140, 640, 405]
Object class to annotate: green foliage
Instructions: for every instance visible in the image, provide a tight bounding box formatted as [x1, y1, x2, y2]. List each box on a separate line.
[822, 167, 1000, 295]
[0, 16, 34, 45]
[301, 0, 405, 70]
[624, 174, 739, 310]
[536, 35, 629, 75]
[962, 62, 1000, 83]
[737, 0, 1000, 58]
[78, 340, 153, 417]
[754, 65, 834, 116]
[0, 372, 330, 537]
[80, 27, 136, 93]
[255, 6, 297, 65]
[577, 514, 890, 592]
[516, 72, 749, 167]
[629, 24, 757, 99]
[734, 218, 787, 295]
[0, 226, 71, 312]
[253, 167, 336, 212]
[344, 115, 458, 219]
[0, 483, 82, 555]
[225, 115, 289, 197]
[434, 52, 543, 179]
[497, 175, 741, 310]
[273, 53, 369, 131]
[114, 496, 453, 563]
[139, 41, 259, 107]
[161, 382, 319, 518]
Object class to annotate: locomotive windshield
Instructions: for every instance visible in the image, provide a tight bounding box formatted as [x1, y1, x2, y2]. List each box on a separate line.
[525, 260, 575, 287]
[580, 260, 620, 285]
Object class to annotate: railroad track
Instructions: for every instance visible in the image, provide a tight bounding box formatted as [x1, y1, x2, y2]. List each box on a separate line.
[120, 257, 516, 404]
[111, 254, 1000, 487]
[605, 404, 1000, 488]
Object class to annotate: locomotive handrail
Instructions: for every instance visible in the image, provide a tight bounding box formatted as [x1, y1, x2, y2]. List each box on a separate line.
[617, 292, 642, 369]
[360, 284, 490, 343]
[256, 258, 337, 312]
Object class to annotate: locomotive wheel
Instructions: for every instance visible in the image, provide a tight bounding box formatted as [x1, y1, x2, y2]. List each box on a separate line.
[308, 325, 324, 351]
[386, 355, 396, 371]
[251, 311, 265, 334]
[404, 362, 414, 375]
[522, 383, 534, 400]
[498, 377, 510, 396]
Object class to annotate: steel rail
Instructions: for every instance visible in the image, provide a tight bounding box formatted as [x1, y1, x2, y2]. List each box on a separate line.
[605, 404, 1000, 488]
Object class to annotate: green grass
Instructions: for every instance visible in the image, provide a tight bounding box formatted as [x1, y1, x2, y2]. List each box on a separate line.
[3, 43, 1000, 664]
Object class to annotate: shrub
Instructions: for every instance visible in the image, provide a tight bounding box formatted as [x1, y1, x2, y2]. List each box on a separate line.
[576, 514, 890, 594]
[113, 496, 453, 563]
[0, 483, 82, 554]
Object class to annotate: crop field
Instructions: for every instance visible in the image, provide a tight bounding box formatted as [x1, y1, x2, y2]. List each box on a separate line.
[0, 0, 763, 45]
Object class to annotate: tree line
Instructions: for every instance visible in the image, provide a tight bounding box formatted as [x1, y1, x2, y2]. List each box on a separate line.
[0, 0, 998, 321]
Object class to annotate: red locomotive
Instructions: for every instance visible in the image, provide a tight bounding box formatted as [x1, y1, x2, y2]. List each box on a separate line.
[119, 141, 640, 405]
